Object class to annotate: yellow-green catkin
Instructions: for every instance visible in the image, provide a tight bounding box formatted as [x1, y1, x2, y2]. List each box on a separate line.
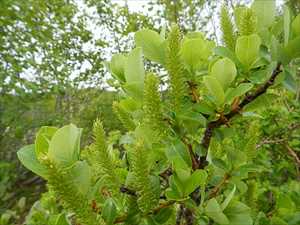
[220, 5, 237, 50]
[237, 8, 257, 36]
[112, 101, 135, 131]
[143, 73, 166, 138]
[166, 24, 187, 112]
[131, 140, 159, 213]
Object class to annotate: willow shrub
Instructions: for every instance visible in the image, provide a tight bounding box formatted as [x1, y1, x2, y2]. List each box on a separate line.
[18, 1, 300, 225]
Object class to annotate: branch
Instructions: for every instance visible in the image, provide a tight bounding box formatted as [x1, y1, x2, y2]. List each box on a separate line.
[181, 137, 199, 170]
[208, 173, 230, 199]
[120, 186, 136, 196]
[199, 62, 283, 165]
[256, 138, 286, 149]
[286, 144, 300, 167]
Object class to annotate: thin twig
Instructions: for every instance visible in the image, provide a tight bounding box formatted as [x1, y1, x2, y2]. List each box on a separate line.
[286, 144, 300, 167]
[120, 186, 136, 196]
[208, 174, 230, 199]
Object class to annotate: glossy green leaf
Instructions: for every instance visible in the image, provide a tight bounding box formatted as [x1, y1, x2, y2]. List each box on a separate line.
[203, 76, 225, 107]
[251, 0, 276, 30]
[165, 187, 182, 200]
[153, 207, 173, 224]
[69, 161, 91, 195]
[175, 169, 191, 187]
[177, 110, 207, 127]
[102, 198, 117, 225]
[185, 170, 207, 195]
[213, 46, 243, 68]
[48, 124, 82, 167]
[35, 126, 58, 159]
[225, 83, 253, 104]
[205, 198, 229, 224]
[180, 38, 212, 70]
[211, 58, 237, 90]
[123, 83, 144, 102]
[224, 201, 253, 225]
[270, 36, 280, 61]
[292, 14, 300, 36]
[166, 139, 192, 170]
[124, 47, 145, 90]
[271, 217, 289, 225]
[110, 54, 127, 82]
[282, 36, 300, 63]
[235, 34, 261, 68]
[221, 185, 236, 210]
[194, 102, 215, 115]
[212, 158, 229, 171]
[283, 69, 297, 93]
[135, 29, 165, 64]
[17, 145, 48, 178]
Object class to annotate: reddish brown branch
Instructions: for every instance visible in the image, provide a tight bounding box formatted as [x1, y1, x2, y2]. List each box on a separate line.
[182, 137, 199, 170]
[208, 174, 230, 199]
[199, 63, 283, 166]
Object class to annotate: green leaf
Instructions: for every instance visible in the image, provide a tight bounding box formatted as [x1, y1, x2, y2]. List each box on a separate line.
[225, 83, 253, 104]
[271, 217, 288, 225]
[281, 36, 300, 63]
[284, 6, 290, 46]
[194, 102, 215, 115]
[109, 54, 127, 82]
[251, 0, 276, 31]
[283, 68, 298, 93]
[213, 46, 243, 68]
[175, 169, 190, 193]
[124, 47, 145, 93]
[221, 185, 236, 210]
[180, 38, 212, 71]
[224, 201, 253, 225]
[35, 126, 58, 159]
[177, 110, 207, 127]
[53, 213, 70, 225]
[185, 170, 208, 195]
[205, 198, 229, 224]
[165, 187, 182, 200]
[69, 161, 91, 195]
[203, 76, 225, 107]
[270, 36, 280, 61]
[122, 83, 144, 102]
[211, 58, 237, 90]
[135, 29, 165, 64]
[153, 207, 173, 224]
[165, 139, 191, 170]
[235, 34, 261, 68]
[102, 198, 117, 225]
[166, 173, 186, 200]
[17, 145, 48, 178]
[212, 158, 229, 171]
[292, 14, 300, 36]
[244, 93, 277, 112]
[48, 124, 82, 167]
